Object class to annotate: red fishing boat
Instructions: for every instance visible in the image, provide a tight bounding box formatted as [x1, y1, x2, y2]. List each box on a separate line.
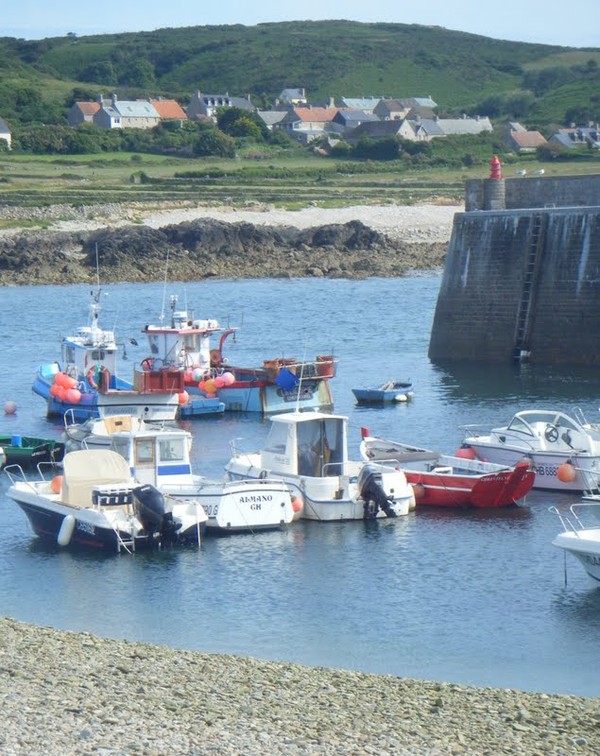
[359, 429, 535, 508]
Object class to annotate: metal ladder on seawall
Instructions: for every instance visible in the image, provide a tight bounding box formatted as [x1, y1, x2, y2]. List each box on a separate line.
[513, 213, 547, 363]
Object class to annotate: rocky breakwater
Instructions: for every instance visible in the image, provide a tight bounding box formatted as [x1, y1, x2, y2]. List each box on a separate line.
[1, 617, 598, 755]
[0, 217, 447, 286]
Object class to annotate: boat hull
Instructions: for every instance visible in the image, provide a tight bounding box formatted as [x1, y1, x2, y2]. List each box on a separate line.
[352, 386, 413, 403]
[187, 377, 333, 415]
[15, 498, 134, 553]
[466, 443, 600, 492]
[406, 464, 534, 508]
[553, 530, 600, 581]
[0, 436, 65, 467]
[159, 480, 296, 533]
[33, 369, 134, 421]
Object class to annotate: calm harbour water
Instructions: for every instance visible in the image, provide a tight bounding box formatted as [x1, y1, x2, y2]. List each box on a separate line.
[1, 275, 600, 697]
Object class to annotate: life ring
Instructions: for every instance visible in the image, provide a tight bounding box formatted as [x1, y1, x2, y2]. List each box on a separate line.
[210, 349, 222, 367]
[87, 364, 110, 390]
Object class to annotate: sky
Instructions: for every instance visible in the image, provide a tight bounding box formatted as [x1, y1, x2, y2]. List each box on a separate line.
[2, 0, 598, 48]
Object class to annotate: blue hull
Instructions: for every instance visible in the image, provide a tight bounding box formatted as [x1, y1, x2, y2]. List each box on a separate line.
[33, 366, 133, 421]
[189, 380, 334, 414]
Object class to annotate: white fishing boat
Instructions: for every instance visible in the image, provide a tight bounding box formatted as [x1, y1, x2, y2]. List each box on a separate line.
[461, 409, 600, 492]
[225, 411, 415, 521]
[550, 503, 600, 582]
[32, 285, 134, 421]
[4, 450, 208, 553]
[108, 425, 298, 533]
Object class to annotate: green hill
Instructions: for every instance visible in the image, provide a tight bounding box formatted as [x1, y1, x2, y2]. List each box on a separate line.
[0, 19, 599, 127]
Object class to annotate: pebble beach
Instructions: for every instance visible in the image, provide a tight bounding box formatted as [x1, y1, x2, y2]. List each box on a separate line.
[1, 615, 599, 755]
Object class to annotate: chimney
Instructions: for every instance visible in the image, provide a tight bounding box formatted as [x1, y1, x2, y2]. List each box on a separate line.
[111, 93, 118, 105]
[327, 96, 335, 108]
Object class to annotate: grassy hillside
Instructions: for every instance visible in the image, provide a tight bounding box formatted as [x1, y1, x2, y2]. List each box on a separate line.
[0, 20, 598, 128]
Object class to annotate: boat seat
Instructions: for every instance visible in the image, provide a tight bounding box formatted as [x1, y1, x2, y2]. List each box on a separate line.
[432, 466, 453, 474]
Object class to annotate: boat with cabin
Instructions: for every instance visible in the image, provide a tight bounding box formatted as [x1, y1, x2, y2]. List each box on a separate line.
[225, 411, 415, 521]
[141, 295, 335, 415]
[107, 424, 298, 533]
[4, 449, 208, 553]
[32, 286, 133, 421]
[461, 409, 600, 492]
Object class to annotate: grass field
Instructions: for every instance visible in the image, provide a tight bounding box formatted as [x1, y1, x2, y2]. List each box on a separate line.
[0, 151, 598, 224]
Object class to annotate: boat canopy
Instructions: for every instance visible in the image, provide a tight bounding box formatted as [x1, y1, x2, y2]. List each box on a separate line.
[61, 450, 132, 507]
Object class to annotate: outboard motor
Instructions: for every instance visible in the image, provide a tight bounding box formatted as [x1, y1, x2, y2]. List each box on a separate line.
[132, 484, 181, 546]
[357, 464, 397, 519]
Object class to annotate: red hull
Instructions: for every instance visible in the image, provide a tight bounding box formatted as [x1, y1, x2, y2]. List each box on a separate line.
[405, 463, 535, 508]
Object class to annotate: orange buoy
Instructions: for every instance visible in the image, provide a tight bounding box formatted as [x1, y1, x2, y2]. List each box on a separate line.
[4, 400, 17, 415]
[50, 475, 63, 494]
[178, 390, 189, 405]
[291, 496, 304, 513]
[557, 462, 577, 483]
[455, 446, 476, 460]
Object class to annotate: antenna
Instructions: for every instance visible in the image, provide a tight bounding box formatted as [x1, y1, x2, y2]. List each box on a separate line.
[159, 249, 170, 324]
[295, 345, 308, 412]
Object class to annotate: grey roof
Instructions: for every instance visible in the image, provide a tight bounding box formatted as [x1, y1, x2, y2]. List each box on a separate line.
[350, 120, 407, 139]
[340, 97, 381, 110]
[333, 109, 380, 125]
[412, 119, 445, 137]
[257, 110, 288, 126]
[113, 100, 159, 118]
[435, 116, 493, 135]
[0, 115, 10, 133]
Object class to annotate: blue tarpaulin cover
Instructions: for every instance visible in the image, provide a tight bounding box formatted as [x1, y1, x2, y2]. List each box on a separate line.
[275, 367, 299, 392]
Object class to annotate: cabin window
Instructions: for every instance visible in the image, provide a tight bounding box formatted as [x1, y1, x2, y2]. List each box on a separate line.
[111, 438, 129, 461]
[135, 439, 154, 464]
[91, 349, 105, 361]
[159, 438, 185, 462]
[149, 336, 160, 355]
[264, 423, 288, 455]
[296, 419, 343, 477]
[64, 346, 75, 363]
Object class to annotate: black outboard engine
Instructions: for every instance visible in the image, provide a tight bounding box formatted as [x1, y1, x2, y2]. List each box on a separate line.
[357, 464, 397, 520]
[132, 484, 181, 546]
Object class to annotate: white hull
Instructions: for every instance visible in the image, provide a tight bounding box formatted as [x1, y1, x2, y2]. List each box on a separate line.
[151, 477, 296, 532]
[552, 530, 600, 581]
[226, 462, 412, 521]
[467, 443, 600, 491]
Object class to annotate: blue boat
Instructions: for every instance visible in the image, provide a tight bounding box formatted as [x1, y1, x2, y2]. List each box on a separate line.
[352, 379, 414, 404]
[32, 287, 134, 421]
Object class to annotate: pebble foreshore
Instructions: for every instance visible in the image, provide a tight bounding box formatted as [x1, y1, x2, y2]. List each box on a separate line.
[1, 617, 598, 755]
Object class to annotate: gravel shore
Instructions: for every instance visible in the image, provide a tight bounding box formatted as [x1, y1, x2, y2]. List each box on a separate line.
[1, 616, 598, 755]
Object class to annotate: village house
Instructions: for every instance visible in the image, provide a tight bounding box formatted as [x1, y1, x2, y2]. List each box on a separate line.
[91, 94, 160, 130]
[330, 109, 380, 137]
[496, 122, 547, 153]
[549, 124, 600, 150]
[149, 98, 188, 123]
[67, 101, 100, 127]
[373, 96, 437, 121]
[186, 90, 254, 120]
[279, 105, 339, 144]
[347, 119, 418, 145]
[257, 110, 288, 130]
[0, 115, 12, 149]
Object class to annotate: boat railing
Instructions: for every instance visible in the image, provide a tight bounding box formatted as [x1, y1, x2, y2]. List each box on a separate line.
[459, 424, 491, 439]
[549, 503, 597, 535]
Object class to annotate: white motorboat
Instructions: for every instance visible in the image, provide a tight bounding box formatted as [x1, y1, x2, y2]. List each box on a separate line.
[461, 409, 600, 492]
[4, 449, 208, 553]
[109, 425, 297, 533]
[550, 504, 600, 582]
[225, 411, 415, 521]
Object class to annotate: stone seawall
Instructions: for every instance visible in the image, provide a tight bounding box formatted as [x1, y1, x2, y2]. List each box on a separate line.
[428, 207, 600, 365]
